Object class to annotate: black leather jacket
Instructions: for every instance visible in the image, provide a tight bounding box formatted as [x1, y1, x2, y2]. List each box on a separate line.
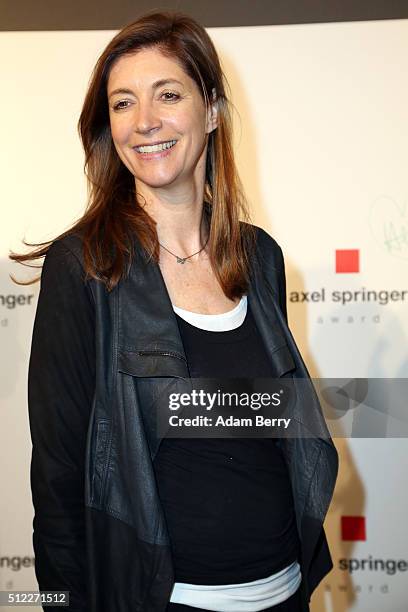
[28, 225, 338, 612]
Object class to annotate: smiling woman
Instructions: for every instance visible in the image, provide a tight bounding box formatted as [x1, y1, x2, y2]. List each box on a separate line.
[10, 10, 337, 612]
[11, 11, 253, 299]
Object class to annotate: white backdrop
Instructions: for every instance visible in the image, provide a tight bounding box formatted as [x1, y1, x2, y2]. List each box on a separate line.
[1, 18, 407, 612]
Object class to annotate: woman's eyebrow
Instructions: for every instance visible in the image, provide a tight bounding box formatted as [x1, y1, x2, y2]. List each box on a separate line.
[152, 78, 184, 89]
[108, 79, 184, 99]
[108, 87, 134, 98]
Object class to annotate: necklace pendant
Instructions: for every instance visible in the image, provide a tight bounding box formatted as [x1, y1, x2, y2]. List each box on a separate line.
[176, 256, 186, 264]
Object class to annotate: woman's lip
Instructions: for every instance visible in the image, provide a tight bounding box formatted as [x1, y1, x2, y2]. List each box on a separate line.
[135, 139, 176, 148]
[133, 141, 177, 159]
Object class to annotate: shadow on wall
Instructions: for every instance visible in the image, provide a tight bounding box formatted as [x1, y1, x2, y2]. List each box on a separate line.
[285, 264, 366, 612]
[212, 45, 267, 232]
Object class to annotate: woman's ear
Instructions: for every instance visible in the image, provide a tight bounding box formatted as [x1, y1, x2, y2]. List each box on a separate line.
[206, 87, 218, 134]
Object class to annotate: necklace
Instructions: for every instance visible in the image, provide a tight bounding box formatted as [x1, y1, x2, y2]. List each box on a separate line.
[159, 236, 209, 264]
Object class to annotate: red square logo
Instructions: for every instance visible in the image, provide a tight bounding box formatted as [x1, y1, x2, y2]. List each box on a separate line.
[341, 516, 366, 541]
[336, 249, 359, 273]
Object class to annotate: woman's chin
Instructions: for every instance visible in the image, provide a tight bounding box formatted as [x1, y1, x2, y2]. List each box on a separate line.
[134, 172, 191, 192]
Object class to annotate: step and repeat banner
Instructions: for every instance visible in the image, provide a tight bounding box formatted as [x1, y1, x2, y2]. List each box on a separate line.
[1, 3, 407, 611]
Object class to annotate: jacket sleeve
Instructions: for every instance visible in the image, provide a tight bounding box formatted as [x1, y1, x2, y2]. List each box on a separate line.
[28, 240, 95, 611]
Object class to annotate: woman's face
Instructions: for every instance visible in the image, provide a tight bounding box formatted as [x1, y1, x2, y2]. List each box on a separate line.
[107, 47, 217, 194]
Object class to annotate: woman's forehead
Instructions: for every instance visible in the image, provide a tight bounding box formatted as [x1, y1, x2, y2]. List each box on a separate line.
[108, 48, 190, 89]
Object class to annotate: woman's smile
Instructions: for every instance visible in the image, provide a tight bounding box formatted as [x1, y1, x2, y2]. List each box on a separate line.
[132, 139, 178, 159]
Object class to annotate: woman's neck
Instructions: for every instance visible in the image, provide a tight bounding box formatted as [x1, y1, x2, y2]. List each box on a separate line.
[140, 193, 209, 255]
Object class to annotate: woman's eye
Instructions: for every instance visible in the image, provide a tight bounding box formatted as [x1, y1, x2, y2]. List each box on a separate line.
[161, 92, 180, 102]
[113, 100, 131, 111]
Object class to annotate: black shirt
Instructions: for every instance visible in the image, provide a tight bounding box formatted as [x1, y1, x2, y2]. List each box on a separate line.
[153, 298, 299, 584]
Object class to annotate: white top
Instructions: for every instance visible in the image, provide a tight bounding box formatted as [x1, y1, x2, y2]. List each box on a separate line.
[169, 561, 301, 611]
[172, 295, 247, 331]
[170, 294, 301, 610]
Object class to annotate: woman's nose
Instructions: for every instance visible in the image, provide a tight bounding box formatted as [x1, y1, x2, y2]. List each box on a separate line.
[134, 101, 161, 135]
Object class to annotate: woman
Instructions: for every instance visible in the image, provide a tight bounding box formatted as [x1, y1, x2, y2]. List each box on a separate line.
[12, 11, 338, 612]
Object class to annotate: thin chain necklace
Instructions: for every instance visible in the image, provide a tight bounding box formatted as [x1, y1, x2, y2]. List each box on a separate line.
[159, 235, 209, 264]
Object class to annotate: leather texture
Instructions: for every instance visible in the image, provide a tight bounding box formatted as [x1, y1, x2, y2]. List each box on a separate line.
[28, 225, 338, 611]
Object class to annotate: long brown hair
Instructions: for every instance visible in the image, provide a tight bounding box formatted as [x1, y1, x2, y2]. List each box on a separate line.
[9, 11, 256, 299]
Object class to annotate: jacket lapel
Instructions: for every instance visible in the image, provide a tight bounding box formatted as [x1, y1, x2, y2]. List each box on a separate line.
[116, 247, 191, 459]
[117, 247, 189, 378]
[248, 259, 297, 378]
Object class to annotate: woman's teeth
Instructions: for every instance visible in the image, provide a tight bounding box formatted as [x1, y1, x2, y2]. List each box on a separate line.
[135, 140, 177, 153]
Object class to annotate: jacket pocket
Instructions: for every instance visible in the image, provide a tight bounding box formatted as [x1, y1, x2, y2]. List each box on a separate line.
[118, 348, 189, 379]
